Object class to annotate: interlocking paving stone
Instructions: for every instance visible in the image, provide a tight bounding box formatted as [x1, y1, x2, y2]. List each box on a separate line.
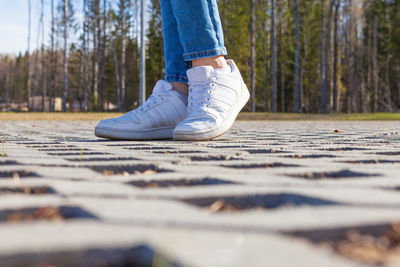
[0, 186, 55, 195]
[0, 170, 40, 179]
[0, 206, 97, 223]
[128, 177, 238, 188]
[0, 120, 400, 266]
[0, 245, 182, 267]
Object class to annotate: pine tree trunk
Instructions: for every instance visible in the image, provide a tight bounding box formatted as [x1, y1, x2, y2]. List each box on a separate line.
[93, 0, 100, 111]
[98, 0, 107, 111]
[264, 0, 270, 112]
[384, 57, 393, 111]
[5, 65, 10, 107]
[278, 0, 285, 112]
[139, 0, 146, 106]
[78, 47, 83, 111]
[27, 0, 32, 110]
[41, 0, 46, 112]
[120, 0, 127, 112]
[294, 0, 300, 113]
[322, 0, 335, 114]
[113, 38, 122, 110]
[319, 0, 325, 112]
[367, 19, 372, 111]
[33, 46, 39, 110]
[250, 0, 256, 112]
[332, 0, 339, 113]
[271, 0, 277, 112]
[346, 0, 353, 113]
[62, 0, 69, 112]
[360, 46, 367, 113]
[301, 15, 308, 111]
[384, 10, 393, 112]
[373, 14, 378, 112]
[84, 0, 90, 112]
[50, 0, 55, 112]
[263, 49, 268, 112]
[300, 57, 304, 111]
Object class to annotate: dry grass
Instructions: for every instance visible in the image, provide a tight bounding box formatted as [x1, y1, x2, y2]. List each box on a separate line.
[0, 112, 399, 121]
[0, 112, 122, 121]
[237, 112, 400, 121]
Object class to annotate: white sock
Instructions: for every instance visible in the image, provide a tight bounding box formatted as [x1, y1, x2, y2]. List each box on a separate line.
[215, 64, 232, 74]
[177, 91, 188, 105]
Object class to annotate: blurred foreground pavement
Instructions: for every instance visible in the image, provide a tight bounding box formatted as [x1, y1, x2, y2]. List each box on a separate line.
[0, 120, 400, 267]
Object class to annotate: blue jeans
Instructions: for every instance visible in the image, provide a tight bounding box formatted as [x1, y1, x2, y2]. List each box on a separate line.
[160, 0, 227, 84]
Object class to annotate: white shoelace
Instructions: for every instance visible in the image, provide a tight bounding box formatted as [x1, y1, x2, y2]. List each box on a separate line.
[126, 91, 169, 118]
[187, 81, 215, 117]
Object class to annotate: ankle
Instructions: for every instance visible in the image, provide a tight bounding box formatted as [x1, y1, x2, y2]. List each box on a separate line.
[192, 56, 228, 69]
[170, 82, 188, 96]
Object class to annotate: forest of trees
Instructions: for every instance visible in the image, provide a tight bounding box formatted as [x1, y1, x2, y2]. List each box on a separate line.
[0, 0, 399, 113]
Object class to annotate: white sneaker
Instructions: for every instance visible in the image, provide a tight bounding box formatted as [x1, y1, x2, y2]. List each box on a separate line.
[95, 80, 187, 140]
[173, 60, 249, 141]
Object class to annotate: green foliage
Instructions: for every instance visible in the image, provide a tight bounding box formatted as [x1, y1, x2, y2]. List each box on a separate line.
[0, 0, 399, 113]
[146, 0, 164, 98]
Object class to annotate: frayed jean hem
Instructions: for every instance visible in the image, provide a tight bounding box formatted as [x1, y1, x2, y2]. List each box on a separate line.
[165, 74, 188, 84]
[183, 47, 227, 61]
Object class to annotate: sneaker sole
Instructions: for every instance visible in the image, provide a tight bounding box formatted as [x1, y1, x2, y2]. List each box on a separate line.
[95, 126, 175, 140]
[173, 85, 250, 141]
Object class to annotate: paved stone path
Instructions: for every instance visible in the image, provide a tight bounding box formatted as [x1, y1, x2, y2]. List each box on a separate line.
[0, 120, 400, 267]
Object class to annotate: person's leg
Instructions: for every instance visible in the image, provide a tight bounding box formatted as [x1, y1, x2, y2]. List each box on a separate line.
[170, 0, 250, 141]
[94, 0, 189, 140]
[169, 0, 228, 69]
[160, 0, 188, 95]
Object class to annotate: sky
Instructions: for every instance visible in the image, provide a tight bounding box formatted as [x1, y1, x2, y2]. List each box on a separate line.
[0, 0, 147, 55]
[0, 0, 86, 55]
[0, 0, 50, 55]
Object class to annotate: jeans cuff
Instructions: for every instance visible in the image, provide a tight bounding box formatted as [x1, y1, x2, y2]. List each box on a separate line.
[165, 74, 188, 84]
[183, 47, 228, 61]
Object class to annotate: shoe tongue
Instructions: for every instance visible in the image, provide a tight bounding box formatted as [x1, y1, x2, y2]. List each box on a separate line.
[187, 66, 214, 83]
[153, 80, 173, 94]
